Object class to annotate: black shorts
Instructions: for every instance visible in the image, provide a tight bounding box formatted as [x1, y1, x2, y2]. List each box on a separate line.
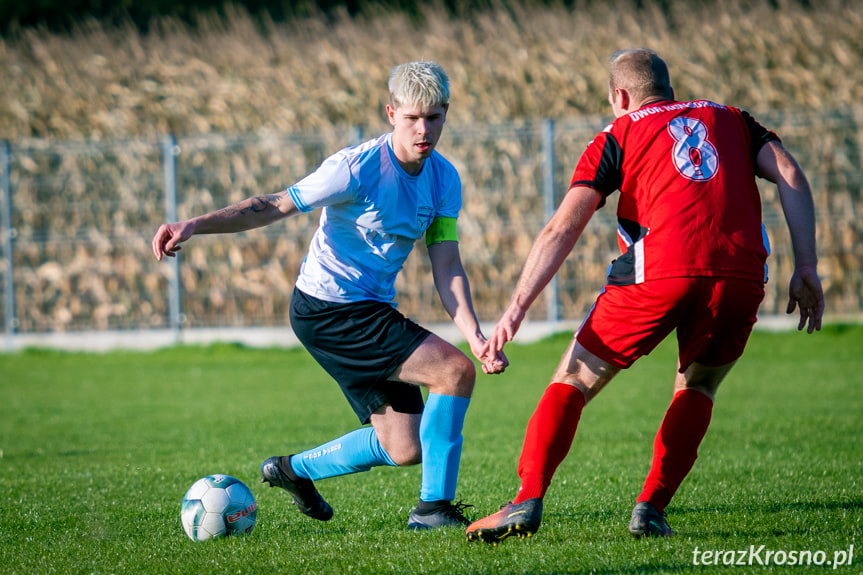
[289, 287, 430, 424]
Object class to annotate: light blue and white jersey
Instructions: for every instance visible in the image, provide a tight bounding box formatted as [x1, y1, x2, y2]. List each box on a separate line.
[288, 133, 461, 305]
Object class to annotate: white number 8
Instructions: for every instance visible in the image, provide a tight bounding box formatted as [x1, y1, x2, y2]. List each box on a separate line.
[667, 117, 718, 181]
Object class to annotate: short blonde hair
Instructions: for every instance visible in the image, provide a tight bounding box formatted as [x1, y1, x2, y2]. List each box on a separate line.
[388, 61, 449, 109]
[609, 49, 673, 102]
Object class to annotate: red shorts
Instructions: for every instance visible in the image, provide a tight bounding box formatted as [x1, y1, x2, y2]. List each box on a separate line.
[576, 277, 765, 372]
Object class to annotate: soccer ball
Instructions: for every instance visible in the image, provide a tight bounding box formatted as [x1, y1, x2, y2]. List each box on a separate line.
[181, 474, 258, 541]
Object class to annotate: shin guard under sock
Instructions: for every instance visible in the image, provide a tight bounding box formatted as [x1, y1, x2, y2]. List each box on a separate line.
[514, 383, 586, 503]
[638, 388, 714, 514]
[419, 393, 470, 502]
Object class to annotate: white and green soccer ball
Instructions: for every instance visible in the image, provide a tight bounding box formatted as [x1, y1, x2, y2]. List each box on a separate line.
[181, 474, 258, 541]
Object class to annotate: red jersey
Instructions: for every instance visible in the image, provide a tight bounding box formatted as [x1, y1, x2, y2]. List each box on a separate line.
[571, 100, 779, 285]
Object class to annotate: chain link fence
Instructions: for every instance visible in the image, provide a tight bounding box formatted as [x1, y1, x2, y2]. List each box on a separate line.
[2, 110, 861, 348]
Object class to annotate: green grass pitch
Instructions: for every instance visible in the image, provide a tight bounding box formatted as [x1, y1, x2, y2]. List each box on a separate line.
[1, 325, 860, 574]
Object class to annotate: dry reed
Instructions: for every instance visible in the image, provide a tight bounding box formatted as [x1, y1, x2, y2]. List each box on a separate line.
[0, 0, 860, 332]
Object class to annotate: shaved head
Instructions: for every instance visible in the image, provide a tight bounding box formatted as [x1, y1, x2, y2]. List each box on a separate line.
[609, 49, 673, 103]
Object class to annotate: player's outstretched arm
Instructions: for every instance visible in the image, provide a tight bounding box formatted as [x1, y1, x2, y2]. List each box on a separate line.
[755, 141, 824, 333]
[152, 191, 299, 261]
[488, 186, 602, 354]
[428, 240, 508, 374]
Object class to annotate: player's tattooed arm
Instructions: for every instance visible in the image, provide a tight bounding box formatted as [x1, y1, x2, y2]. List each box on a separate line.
[218, 193, 286, 217]
[153, 191, 298, 259]
[192, 190, 298, 234]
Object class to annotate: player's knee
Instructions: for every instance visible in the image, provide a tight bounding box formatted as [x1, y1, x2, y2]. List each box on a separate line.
[424, 349, 475, 397]
[394, 448, 422, 467]
[387, 442, 422, 467]
[449, 352, 476, 395]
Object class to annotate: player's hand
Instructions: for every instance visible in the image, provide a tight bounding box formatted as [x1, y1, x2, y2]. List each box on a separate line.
[488, 304, 526, 354]
[481, 348, 509, 375]
[786, 265, 824, 334]
[471, 336, 509, 375]
[152, 222, 194, 261]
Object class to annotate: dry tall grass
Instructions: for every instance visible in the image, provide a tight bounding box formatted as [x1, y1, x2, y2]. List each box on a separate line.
[1, 0, 861, 332]
[2, 0, 862, 139]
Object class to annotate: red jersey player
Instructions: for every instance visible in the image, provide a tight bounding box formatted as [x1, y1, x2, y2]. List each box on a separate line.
[466, 48, 824, 543]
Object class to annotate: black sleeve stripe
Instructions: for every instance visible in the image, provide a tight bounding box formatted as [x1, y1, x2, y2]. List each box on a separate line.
[593, 132, 623, 196]
[572, 132, 623, 199]
[740, 109, 781, 161]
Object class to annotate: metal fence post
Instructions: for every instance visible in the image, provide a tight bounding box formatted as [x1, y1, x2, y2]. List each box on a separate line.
[1, 141, 16, 351]
[162, 135, 183, 344]
[541, 118, 558, 322]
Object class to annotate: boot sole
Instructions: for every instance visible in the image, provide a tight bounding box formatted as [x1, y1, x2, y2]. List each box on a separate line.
[466, 521, 538, 545]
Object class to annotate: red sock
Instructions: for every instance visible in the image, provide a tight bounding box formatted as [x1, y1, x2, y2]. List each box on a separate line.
[514, 383, 586, 503]
[638, 388, 714, 514]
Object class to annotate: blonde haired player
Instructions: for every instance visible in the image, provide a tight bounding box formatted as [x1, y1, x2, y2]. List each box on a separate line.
[153, 61, 507, 530]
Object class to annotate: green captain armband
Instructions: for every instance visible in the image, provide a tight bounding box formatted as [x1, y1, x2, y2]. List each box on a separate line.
[425, 216, 458, 246]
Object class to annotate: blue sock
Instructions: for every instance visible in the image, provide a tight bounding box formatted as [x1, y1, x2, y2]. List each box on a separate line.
[419, 393, 471, 502]
[290, 427, 397, 481]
